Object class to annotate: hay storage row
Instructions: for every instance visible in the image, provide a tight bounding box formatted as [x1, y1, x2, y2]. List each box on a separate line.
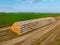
[11, 17, 55, 35]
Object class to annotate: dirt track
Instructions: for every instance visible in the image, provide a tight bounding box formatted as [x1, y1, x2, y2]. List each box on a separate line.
[0, 20, 60, 45]
[0, 17, 60, 45]
[0, 27, 10, 31]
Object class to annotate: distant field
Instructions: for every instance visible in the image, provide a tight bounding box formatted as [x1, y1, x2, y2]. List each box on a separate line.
[0, 13, 60, 27]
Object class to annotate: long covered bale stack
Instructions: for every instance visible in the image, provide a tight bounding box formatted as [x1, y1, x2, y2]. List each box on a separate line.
[11, 17, 56, 35]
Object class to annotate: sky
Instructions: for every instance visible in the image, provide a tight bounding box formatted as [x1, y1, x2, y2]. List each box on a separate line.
[0, 0, 60, 13]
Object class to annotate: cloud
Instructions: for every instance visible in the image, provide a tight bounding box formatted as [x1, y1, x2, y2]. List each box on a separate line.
[16, 0, 40, 4]
[23, 0, 37, 4]
[16, 0, 55, 4]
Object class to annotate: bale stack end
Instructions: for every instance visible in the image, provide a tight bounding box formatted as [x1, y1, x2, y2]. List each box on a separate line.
[11, 22, 21, 35]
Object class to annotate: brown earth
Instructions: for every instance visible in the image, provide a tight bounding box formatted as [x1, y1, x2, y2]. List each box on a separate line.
[0, 16, 60, 45]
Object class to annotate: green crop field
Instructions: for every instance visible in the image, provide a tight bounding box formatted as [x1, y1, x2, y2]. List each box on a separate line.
[0, 13, 60, 27]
